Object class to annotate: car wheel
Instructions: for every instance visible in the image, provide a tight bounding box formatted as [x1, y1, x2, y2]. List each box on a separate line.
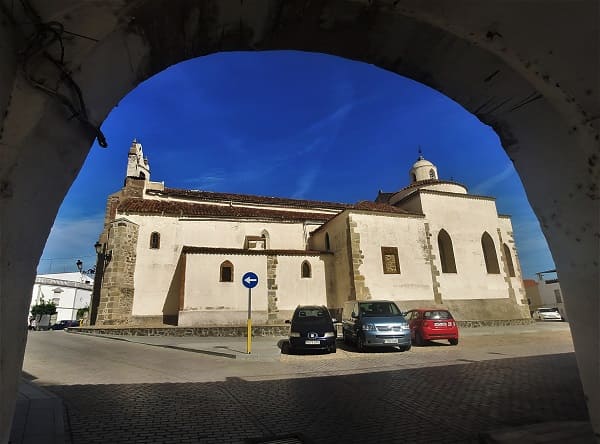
[449, 338, 459, 346]
[357, 334, 366, 352]
[399, 344, 411, 352]
[329, 344, 337, 353]
[415, 331, 424, 346]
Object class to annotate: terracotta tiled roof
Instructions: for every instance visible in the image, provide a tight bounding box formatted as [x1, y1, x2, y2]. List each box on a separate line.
[182, 246, 331, 256]
[375, 191, 394, 203]
[148, 187, 352, 210]
[523, 279, 538, 288]
[117, 198, 335, 221]
[352, 201, 411, 214]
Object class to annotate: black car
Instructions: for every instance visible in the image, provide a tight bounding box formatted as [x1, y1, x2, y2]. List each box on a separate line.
[50, 319, 81, 330]
[288, 305, 337, 353]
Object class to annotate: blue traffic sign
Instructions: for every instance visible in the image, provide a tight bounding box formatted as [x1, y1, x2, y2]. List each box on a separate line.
[242, 271, 259, 289]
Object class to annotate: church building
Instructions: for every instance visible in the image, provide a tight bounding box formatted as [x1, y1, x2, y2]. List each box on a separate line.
[90, 141, 530, 326]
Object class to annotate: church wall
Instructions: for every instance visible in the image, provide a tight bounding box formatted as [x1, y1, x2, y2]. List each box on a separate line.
[121, 213, 317, 317]
[179, 219, 311, 250]
[498, 216, 528, 308]
[124, 215, 183, 317]
[271, 255, 328, 320]
[419, 193, 515, 302]
[395, 195, 423, 214]
[181, 254, 268, 326]
[310, 214, 353, 310]
[349, 212, 434, 303]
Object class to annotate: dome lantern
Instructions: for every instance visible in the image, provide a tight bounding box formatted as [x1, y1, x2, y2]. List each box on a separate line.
[409, 149, 438, 183]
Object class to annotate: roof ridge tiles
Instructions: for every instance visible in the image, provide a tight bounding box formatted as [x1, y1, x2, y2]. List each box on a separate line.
[150, 187, 353, 209]
[117, 198, 335, 221]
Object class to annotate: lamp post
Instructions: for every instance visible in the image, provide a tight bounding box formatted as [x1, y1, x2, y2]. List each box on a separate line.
[72, 259, 82, 321]
[91, 241, 111, 325]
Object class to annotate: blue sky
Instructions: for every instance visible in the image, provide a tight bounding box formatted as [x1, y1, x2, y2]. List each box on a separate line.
[38, 51, 555, 278]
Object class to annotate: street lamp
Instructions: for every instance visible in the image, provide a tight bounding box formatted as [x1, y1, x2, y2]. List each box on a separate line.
[94, 242, 112, 262]
[72, 259, 82, 321]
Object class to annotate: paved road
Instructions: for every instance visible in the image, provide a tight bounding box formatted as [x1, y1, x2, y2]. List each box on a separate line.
[22, 323, 589, 443]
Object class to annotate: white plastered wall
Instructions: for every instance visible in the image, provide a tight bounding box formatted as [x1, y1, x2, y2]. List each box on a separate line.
[419, 193, 511, 301]
[184, 255, 266, 312]
[122, 213, 315, 316]
[498, 216, 527, 305]
[310, 214, 353, 309]
[273, 255, 327, 311]
[350, 212, 433, 303]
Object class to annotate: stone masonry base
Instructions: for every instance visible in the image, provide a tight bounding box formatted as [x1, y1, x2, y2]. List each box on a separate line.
[71, 318, 533, 337]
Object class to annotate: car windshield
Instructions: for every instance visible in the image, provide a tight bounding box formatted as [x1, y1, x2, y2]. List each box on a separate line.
[292, 307, 331, 325]
[358, 302, 402, 317]
[538, 308, 559, 312]
[423, 310, 452, 320]
[295, 308, 328, 319]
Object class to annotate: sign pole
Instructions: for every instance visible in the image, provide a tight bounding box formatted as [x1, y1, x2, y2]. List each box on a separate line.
[242, 271, 258, 354]
[247, 287, 252, 354]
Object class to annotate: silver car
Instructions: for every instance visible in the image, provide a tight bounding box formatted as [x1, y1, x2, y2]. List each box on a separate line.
[341, 300, 411, 352]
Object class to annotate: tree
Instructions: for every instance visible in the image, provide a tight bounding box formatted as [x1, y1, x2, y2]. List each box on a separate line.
[30, 300, 57, 318]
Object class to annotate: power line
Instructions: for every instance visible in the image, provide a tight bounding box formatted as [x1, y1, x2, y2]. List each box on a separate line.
[39, 255, 96, 261]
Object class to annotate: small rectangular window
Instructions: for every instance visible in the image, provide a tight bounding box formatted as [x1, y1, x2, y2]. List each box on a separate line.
[381, 247, 400, 274]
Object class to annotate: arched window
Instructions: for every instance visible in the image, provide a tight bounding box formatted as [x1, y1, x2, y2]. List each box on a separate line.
[503, 243, 516, 277]
[481, 232, 500, 274]
[150, 232, 160, 249]
[220, 260, 234, 282]
[411, 173, 417, 182]
[325, 233, 331, 251]
[261, 230, 270, 249]
[429, 168, 436, 179]
[437, 229, 457, 273]
[301, 261, 312, 278]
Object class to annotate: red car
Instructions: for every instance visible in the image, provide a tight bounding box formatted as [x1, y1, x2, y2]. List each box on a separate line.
[404, 309, 459, 346]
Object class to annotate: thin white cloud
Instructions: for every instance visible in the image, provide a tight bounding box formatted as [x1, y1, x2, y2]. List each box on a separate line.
[185, 169, 227, 189]
[471, 164, 516, 195]
[304, 103, 354, 135]
[292, 166, 320, 199]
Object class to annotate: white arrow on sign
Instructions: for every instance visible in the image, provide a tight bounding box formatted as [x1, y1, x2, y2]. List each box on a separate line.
[244, 276, 257, 285]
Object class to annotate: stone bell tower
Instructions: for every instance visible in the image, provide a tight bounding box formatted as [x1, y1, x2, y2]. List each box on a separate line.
[126, 139, 150, 181]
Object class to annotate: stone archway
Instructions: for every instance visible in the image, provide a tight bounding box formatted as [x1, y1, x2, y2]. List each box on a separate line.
[1, 1, 598, 442]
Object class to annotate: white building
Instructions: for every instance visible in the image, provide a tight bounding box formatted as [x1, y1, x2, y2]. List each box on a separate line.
[31, 272, 93, 324]
[90, 141, 529, 327]
[524, 270, 567, 320]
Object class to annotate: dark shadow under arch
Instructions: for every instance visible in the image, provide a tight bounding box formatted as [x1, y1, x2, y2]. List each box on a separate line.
[482, 232, 500, 274]
[438, 229, 457, 273]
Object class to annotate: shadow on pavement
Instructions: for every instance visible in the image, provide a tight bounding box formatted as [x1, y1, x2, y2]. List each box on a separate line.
[45, 353, 590, 444]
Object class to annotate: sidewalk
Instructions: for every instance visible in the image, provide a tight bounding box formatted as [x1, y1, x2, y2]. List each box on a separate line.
[10, 378, 64, 444]
[72, 332, 288, 361]
[69, 320, 572, 360]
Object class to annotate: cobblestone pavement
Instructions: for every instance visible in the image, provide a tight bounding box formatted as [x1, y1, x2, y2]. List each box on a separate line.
[46, 353, 587, 444]
[23, 325, 588, 443]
